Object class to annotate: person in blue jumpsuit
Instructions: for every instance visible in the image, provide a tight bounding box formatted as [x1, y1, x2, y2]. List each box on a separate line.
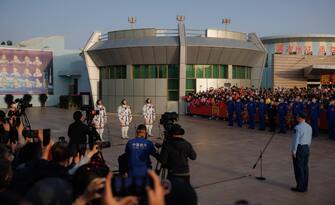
[226, 97, 235, 126]
[308, 98, 320, 138]
[327, 99, 335, 140]
[247, 97, 256, 129]
[125, 124, 156, 177]
[293, 97, 304, 125]
[291, 112, 312, 192]
[235, 98, 244, 127]
[277, 99, 288, 133]
[257, 98, 267, 130]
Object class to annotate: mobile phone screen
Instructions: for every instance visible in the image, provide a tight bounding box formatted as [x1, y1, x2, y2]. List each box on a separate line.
[43, 129, 51, 146]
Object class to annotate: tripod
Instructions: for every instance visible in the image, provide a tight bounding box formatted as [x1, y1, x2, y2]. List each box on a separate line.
[252, 132, 276, 180]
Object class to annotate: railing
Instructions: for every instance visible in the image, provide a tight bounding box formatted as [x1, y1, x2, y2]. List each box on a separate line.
[186, 29, 206, 37]
[100, 28, 247, 40]
[155, 29, 178, 36]
[99, 33, 108, 41]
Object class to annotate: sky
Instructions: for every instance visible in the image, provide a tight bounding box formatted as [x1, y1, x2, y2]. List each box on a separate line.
[0, 0, 334, 49]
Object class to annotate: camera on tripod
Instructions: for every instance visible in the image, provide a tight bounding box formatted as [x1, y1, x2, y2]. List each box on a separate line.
[159, 112, 178, 139]
[80, 105, 111, 150]
[80, 105, 100, 123]
[15, 98, 32, 116]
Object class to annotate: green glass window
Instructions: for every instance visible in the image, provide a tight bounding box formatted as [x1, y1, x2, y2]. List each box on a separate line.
[168, 91, 179, 101]
[168, 79, 179, 90]
[141, 65, 149, 78]
[195, 65, 203, 78]
[213, 65, 219, 78]
[186, 65, 195, 78]
[168, 65, 179, 78]
[158, 65, 167, 78]
[109, 67, 115, 79]
[148, 65, 157, 78]
[204, 65, 212, 78]
[115, 66, 122, 78]
[219, 65, 228, 79]
[133, 65, 140, 78]
[232, 65, 250, 79]
[186, 79, 196, 90]
[100, 67, 104, 79]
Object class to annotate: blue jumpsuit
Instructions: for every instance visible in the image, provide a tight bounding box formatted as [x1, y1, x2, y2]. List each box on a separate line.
[258, 102, 267, 130]
[247, 101, 256, 129]
[308, 102, 320, 137]
[293, 102, 304, 118]
[227, 100, 235, 126]
[277, 102, 288, 133]
[235, 101, 244, 127]
[125, 137, 156, 177]
[327, 104, 335, 140]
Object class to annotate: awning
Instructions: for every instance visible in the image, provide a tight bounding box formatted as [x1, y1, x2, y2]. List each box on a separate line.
[58, 70, 82, 78]
[304, 64, 335, 78]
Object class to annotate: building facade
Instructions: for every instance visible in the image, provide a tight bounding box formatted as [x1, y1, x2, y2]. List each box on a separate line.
[261, 34, 335, 88]
[83, 19, 266, 114]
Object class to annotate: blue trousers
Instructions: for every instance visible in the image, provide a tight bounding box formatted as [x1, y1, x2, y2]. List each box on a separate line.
[279, 116, 287, 133]
[236, 113, 243, 127]
[248, 114, 255, 129]
[310, 117, 319, 137]
[228, 111, 234, 126]
[259, 115, 266, 130]
[293, 145, 309, 191]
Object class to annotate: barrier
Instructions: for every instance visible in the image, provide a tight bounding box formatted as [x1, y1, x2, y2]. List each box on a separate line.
[189, 103, 330, 130]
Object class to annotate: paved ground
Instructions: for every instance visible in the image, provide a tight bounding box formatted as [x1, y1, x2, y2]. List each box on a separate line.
[24, 107, 335, 205]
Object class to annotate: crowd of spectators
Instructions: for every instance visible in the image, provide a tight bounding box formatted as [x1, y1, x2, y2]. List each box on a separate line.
[184, 86, 335, 108]
[0, 107, 198, 205]
[184, 86, 335, 139]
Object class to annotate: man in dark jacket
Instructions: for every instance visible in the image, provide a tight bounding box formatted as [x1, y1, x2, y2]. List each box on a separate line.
[68, 111, 90, 156]
[159, 124, 197, 183]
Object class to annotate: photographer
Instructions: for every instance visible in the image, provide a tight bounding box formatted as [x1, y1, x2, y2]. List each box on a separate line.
[0, 110, 10, 144]
[125, 124, 156, 177]
[159, 124, 197, 184]
[7, 102, 20, 144]
[68, 111, 90, 156]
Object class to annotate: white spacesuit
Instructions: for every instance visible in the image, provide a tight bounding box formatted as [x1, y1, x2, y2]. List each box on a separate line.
[93, 101, 107, 141]
[142, 98, 155, 136]
[118, 99, 132, 139]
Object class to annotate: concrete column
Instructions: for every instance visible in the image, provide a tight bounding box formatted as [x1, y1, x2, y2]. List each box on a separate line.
[126, 65, 132, 79]
[228, 64, 233, 79]
[178, 19, 187, 115]
[82, 31, 101, 105]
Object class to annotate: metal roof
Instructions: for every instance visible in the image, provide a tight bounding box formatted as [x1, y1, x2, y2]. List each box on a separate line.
[89, 37, 179, 51]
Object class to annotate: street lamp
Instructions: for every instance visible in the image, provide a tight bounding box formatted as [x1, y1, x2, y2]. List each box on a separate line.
[222, 18, 231, 30]
[128, 16, 136, 29]
[176, 15, 185, 22]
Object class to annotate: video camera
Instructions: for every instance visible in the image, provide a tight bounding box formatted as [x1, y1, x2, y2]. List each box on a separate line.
[80, 105, 100, 124]
[80, 105, 111, 150]
[87, 126, 111, 150]
[15, 98, 32, 117]
[159, 112, 178, 140]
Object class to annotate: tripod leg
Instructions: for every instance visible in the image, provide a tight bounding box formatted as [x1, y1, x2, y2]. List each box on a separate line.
[256, 150, 266, 180]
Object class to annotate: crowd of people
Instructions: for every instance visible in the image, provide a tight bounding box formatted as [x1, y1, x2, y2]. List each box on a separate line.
[0, 98, 199, 205]
[184, 86, 335, 139]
